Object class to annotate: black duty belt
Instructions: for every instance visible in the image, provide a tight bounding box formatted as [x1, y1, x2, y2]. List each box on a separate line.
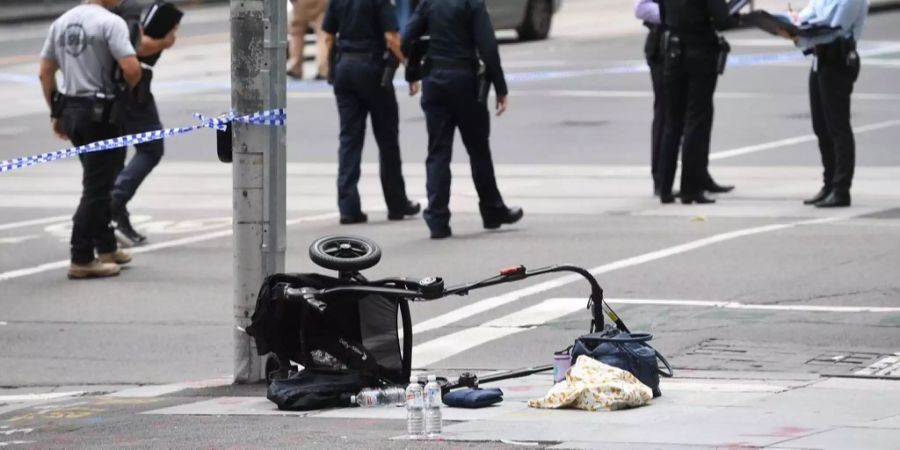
[429, 58, 477, 71]
[341, 51, 371, 61]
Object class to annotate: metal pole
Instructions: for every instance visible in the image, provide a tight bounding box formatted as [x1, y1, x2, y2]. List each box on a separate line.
[231, 0, 287, 384]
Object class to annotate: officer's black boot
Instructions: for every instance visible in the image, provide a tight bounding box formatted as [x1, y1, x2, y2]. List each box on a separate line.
[387, 200, 421, 221]
[815, 190, 851, 208]
[803, 186, 832, 205]
[483, 206, 524, 230]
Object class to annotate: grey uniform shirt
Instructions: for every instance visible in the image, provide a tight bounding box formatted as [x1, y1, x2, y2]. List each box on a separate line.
[40, 4, 136, 97]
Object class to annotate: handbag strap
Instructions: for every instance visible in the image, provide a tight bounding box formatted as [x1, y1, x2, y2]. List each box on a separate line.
[591, 332, 654, 344]
[656, 350, 674, 377]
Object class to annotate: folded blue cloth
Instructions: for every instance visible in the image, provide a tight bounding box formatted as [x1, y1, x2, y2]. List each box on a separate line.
[442, 387, 503, 408]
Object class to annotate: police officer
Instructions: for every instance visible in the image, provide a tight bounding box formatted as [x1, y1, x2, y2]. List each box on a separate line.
[322, 0, 421, 224]
[39, 0, 142, 278]
[109, 0, 178, 246]
[402, 0, 523, 239]
[634, 0, 665, 195]
[779, 0, 867, 207]
[657, 0, 736, 204]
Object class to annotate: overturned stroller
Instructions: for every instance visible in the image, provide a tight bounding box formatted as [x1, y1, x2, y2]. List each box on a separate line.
[246, 235, 656, 410]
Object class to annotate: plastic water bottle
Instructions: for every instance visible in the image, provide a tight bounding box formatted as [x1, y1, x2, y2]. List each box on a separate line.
[405, 376, 425, 437]
[424, 374, 443, 436]
[350, 386, 406, 407]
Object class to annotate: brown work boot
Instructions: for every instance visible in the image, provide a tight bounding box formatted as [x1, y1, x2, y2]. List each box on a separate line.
[67, 260, 120, 280]
[98, 249, 132, 265]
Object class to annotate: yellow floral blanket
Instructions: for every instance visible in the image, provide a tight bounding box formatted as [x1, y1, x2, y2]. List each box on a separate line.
[528, 355, 653, 411]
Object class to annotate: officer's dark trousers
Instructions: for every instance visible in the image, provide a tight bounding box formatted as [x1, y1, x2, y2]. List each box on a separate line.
[647, 52, 665, 191]
[61, 102, 126, 264]
[658, 43, 719, 196]
[111, 95, 164, 216]
[333, 57, 409, 216]
[420, 68, 505, 231]
[809, 59, 859, 193]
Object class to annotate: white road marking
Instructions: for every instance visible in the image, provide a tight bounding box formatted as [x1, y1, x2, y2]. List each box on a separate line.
[414, 293, 900, 368]
[414, 298, 586, 367]
[0, 216, 68, 232]
[710, 118, 900, 161]
[0, 212, 338, 283]
[413, 215, 848, 335]
[0, 392, 83, 403]
[0, 235, 38, 245]
[605, 298, 900, 313]
[855, 353, 900, 376]
[108, 377, 232, 398]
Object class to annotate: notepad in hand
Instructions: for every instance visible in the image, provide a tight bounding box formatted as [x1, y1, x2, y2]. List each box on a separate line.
[745, 10, 840, 38]
[142, 1, 184, 39]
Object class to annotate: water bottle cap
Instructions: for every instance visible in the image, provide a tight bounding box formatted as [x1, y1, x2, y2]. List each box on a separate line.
[427, 374, 436, 381]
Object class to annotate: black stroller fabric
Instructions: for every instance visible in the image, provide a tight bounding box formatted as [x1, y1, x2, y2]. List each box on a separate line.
[267, 369, 378, 411]
[246, 273, 411, 386]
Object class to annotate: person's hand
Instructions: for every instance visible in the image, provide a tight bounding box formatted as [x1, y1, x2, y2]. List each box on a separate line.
[409, 81, 420, 97]
[162, 26, 178, 49]
[51, 118, 65, 139]
[775, 27, 795, 42]
[495, 95, 508, 116]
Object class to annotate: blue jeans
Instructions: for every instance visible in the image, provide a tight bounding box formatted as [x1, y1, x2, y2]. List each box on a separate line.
[111, 95, 164, 215]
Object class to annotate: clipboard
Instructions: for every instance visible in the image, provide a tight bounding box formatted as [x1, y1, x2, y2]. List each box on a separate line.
[744, 10, 840, 38]
[142, 1, 184, 39]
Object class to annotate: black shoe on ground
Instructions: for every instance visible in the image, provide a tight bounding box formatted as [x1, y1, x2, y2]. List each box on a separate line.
[815, 191, 851, 208]
[483, 206, 524, 230]
[113, 214, 147, 247]
[387, 200, 421, 221]
[430, 227, 452, 239]
[660, 192, 676, 204]
[803, 187, 832, 205]
[680, 192, 716, 204]
[339, 212, 368, 225]
[705, 181, 735, 194]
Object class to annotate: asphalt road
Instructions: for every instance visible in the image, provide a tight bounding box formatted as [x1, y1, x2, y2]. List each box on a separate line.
[1, 0, 899, 403]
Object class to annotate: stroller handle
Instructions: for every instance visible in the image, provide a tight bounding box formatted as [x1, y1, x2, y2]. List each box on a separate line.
[279, 264, 627, 332]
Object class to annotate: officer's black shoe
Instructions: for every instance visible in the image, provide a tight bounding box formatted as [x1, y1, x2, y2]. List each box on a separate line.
[430, 227, 452, 240]
[680, 192, 716, 204]
[815, 191, 851, 208]
[705, 181, 735, 194]
[483, 206, 524, 230]
[339, 213, 368, 225]
[113, 214, 147, 247]
[803, 187, 832, 205]
[660, 192, 676, 204]
[388, 201, 421, 221]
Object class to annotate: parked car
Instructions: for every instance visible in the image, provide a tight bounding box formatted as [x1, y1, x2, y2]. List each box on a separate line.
[485, 0, 562, 41]
[291, 0, 562, 42]
[405, 0, 562, 41]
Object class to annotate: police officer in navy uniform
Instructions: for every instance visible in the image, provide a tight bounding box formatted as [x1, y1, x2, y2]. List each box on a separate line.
[321, 0, 421, 225]
[39, 0, 142, 278]
[778, 0, 867, 207]
[635, 0, 666, 195]
[110, 0, 178, 246]
[402, 0, 523, 239]
[657, 0, 736, 204]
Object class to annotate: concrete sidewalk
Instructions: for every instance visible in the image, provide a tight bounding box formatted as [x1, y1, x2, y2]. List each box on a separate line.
[2, 369, 898, 448]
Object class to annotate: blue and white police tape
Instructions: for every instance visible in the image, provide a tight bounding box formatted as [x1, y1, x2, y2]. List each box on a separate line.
[0, 108, 286, 174]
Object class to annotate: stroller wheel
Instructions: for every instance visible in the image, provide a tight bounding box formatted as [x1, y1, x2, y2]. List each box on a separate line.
[309, 235, 382, 272]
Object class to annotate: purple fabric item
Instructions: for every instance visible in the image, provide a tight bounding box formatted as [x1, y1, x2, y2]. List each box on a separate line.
[634, 0, 661, 24]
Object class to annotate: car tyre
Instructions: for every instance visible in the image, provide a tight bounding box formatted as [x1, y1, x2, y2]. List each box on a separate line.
[517, 0, 553, 41]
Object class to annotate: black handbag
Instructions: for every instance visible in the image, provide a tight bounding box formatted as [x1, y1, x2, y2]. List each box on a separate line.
[571, 329, 673, 397]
